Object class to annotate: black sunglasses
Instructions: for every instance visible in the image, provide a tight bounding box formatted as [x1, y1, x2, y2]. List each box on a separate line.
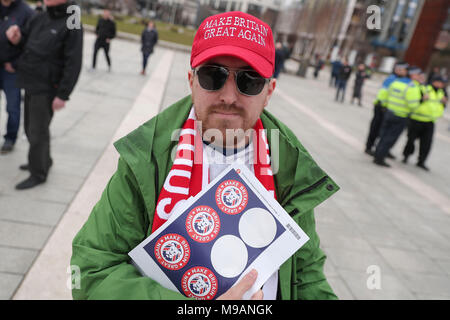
[193, 65, 271, 96]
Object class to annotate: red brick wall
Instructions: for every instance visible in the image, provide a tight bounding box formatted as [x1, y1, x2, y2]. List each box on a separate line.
[404, 0, 449, 69]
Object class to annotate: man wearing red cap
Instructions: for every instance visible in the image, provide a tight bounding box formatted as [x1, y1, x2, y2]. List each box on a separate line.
[71, 11, 339, 300]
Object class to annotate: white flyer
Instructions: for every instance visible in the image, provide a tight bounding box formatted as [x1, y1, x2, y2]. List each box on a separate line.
[129, 164, 309, 300]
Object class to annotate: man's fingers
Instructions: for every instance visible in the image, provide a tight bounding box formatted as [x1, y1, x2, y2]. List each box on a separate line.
[232, 269, 258, 298]
[250, 289, 264, 300]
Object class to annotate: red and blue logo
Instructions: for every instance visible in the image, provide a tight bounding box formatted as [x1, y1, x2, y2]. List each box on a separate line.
[186, 206, 220, 243]
[154, 233, 190, 270]
[215, 180, 248, 214]
[181, 266, 218, 300]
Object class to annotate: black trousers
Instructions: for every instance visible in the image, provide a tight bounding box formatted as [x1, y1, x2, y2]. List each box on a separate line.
[403, 119, 434, 164]
[92, 39, 111, 68]
[24, 92, 54, 180]
[374, 110, 407, 161]
[365, 103, 385, 151]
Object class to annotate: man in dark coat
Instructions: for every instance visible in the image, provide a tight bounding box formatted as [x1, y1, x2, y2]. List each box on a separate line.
[92, 9, 116, 71]
[0, 0, 34, 154]
[140, 20, 158, 75]
[273, 42, 286, 78]
[352, 63, 369, 107]
[6, 0, 83, 189]
[335, 59, 352, 103]
[329, 59, 342, 87]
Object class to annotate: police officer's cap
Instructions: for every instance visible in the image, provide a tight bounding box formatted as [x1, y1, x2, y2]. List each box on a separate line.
[431, 76, 447, 84]
[395, 61, 409, 69]
[408, 66, 422, 75]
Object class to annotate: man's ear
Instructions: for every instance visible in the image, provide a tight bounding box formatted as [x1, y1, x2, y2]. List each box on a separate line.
[188, 69, 194, 91]
[263, 78, 276, 107]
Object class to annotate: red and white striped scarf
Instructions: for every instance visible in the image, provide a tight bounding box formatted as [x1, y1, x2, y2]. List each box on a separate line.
[152, 108, 276, 232]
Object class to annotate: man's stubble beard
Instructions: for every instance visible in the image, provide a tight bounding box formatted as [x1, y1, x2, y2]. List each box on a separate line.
[195, 104, 252, 148]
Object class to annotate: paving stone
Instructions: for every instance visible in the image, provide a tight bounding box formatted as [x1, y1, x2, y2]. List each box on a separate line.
[400, 272, 450, 297]
[0, 194, 66, 226]
[326, 276, 355, 300]
[376, 246, 444, 275]
[337, 268, 415, 300]
[0, 221, 52, 250]
[0, 273, 23, 300]
[0, 247, 38, 274]
[325, 247, 394, 275]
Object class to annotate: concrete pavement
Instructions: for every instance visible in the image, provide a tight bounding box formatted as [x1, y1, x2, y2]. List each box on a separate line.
[1, 32, 449, 300]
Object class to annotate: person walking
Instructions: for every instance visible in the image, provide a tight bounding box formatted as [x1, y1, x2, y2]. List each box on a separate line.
[329, 58, 342, 87]
[364, 62, 409, 156]
[373, 66, 423, 167]
[273, 42, 285, 78]
[351, 63, 369, 107]
[334, 59, 351, 103]
[6, 0, 83, 189]
[402, 76, 448, 171]
[313, 55, 324, 79]
[92, 9, 116, 72]
[140, 20, 158, 76]
[0, 0, 34, 154]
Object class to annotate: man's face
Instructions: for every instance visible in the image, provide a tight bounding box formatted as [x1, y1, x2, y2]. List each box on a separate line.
[188, 56, 276, 148]
[418, 73, 426, 84]
[1, 0, 14, 7]
[410, 73, 421, 82]
[432, 80, 444, 89]
[44, 0, 66, 7]
[395, 67, 407, 77]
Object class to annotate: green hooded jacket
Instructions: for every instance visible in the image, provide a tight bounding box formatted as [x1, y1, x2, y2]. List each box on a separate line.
[71, 95, 340, 300]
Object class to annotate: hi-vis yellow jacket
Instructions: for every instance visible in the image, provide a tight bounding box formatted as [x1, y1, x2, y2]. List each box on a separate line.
[386, 79, 422, 118]
[410, 85, 446, 123]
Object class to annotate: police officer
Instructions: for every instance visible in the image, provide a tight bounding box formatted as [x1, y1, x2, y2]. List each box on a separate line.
[365, 62, 409, 156]
[373, 66, 423, 167]
[402, 76, 448, 171]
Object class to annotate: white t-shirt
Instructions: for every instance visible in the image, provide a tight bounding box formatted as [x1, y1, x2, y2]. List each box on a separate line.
[203, 140, 278, 300]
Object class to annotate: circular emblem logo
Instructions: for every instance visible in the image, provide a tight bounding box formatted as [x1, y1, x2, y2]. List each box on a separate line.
[186, 206, 220, 243]
[154, 233, 190, 270]
[181, 267, 218, 300]
[215, 180, 248, 214]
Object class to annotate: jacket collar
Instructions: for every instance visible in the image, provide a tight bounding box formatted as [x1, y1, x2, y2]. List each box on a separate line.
[116, 95, 337, 211]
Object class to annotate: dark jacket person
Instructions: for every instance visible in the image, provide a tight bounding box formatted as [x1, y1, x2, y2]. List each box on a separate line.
[92, 9, 116, 71]
[140, 21, 158, 75]
[0, 0, 34, 153]
[6, 0, 83, 189]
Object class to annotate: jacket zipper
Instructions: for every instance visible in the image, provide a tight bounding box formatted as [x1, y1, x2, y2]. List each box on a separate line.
[284, 175, 329, 214]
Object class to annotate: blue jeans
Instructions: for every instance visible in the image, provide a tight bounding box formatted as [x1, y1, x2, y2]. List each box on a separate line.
[142, 52, 152, 71]
[0, 67, 21, 143]
[335, 79, 347, 102]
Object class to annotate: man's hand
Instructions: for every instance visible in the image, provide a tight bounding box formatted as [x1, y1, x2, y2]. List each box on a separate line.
[4, 62, 16, 73]
[217, 269, 263, 300]
[6, 25, 21, 45]
[442, 96, 448, 104]
[52, 97, 66, 111]
[106, 38, 110, 43]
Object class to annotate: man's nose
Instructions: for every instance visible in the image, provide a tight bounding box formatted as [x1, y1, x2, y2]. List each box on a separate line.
[218, 72, 239, 105]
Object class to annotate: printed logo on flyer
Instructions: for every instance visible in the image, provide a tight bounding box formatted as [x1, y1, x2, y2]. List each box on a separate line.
[154, 233, 190, 270]
[181, 266, 218, 300]
[215, 180, 248, 214]
[186, 206, 221, 243]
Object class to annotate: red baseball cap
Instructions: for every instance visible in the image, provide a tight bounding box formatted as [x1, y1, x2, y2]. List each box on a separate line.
[191, 11, 275, 78]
